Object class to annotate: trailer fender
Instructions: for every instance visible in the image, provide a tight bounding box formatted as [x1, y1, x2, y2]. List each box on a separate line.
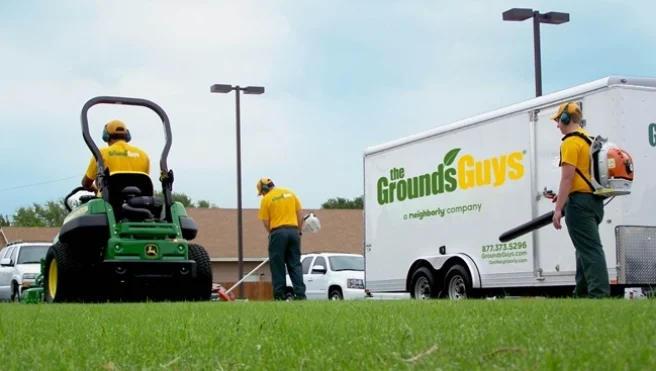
[414, 254, 482, 289]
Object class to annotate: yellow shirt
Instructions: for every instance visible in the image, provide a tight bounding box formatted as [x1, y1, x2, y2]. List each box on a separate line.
[560, 128, 593, 194]
[258, 187, 302, 230]
[85, 140, 150, 180]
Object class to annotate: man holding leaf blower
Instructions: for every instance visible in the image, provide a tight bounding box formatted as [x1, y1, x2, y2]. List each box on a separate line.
[550, 102, 610, 299]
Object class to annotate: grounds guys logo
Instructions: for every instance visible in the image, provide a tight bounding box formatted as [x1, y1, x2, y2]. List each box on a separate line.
[376, 147, 525, 205]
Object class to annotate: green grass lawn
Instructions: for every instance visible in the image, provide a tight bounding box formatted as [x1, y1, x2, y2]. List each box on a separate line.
[0, 299, 655, 370]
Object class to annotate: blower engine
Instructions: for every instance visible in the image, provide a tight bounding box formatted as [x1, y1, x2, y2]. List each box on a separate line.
[587, 135, 634, 197]
[302, 212, 322, 233]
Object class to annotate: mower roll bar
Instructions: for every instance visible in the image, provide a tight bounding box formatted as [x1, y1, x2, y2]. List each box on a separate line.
[80, 96, 173, 174]
[80, 96, 176, 222]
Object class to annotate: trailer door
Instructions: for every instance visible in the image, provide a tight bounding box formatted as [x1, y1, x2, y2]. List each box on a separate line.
[533, 102, 584, 279]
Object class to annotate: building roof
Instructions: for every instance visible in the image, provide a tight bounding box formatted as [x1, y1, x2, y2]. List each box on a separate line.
[0, 208, 363, 260]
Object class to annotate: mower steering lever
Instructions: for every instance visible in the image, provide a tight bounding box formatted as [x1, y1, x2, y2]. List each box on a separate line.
[63, 186, 89, 212]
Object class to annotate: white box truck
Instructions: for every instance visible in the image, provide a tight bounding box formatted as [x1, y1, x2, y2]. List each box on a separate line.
[362, 75, 656, 299]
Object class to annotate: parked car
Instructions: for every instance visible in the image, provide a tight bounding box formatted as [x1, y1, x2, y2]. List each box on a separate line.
[284, 252, 366, 300]
[0, 241, 50, 302]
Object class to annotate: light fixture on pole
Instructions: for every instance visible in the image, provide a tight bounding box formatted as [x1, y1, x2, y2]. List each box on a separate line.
[502, 8, 570, 97]
[210, 83, 265, 300]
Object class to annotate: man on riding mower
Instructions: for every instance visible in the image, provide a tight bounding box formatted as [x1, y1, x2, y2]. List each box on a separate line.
[81, 119, 151, 194]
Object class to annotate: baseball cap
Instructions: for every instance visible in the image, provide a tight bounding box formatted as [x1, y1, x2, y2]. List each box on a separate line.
[551, 102, 582, 122]
[256, 177, 273, 196]
[105, 119, 129, 135]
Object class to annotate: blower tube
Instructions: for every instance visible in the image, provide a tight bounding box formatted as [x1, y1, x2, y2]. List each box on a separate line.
[498, 209, 566, 243]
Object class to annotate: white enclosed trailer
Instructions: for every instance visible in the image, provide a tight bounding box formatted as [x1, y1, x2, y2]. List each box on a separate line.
[362, 75, 656, 299]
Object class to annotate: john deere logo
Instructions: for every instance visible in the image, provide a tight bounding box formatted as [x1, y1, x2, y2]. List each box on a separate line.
[145, 244, 158, 258]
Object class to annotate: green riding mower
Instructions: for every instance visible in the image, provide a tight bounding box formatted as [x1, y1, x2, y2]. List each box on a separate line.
[21, 96, 213, 303]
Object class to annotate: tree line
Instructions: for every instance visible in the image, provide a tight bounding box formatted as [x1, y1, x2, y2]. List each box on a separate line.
[0, 193, 363, 228]
[0, 191, 218, 228]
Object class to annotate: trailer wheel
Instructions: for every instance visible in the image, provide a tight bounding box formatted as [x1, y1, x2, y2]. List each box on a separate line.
[410, 266, 438, 299]
[442, 264, 472, 300]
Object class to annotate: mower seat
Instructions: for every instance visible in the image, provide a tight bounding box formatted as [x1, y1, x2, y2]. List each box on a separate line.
[105, 171, 163, 222]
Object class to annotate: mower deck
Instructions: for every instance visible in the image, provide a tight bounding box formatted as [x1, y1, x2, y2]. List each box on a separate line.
[101, 259, 197, 280]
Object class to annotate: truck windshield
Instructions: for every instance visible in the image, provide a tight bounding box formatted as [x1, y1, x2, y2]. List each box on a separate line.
[17, 245, 49, 264]
[329, 256, 364, 271]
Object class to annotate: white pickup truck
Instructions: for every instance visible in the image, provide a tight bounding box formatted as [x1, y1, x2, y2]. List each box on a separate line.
[285, 252, 366, 300]
[0, 241, 50, 302]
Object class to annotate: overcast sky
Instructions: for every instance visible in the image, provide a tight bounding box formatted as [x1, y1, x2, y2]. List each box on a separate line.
[0, 0, 653, 217]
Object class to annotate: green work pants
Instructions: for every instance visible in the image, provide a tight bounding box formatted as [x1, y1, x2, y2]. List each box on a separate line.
[268, 226, 306, 300]
[564, 192, 610, 298]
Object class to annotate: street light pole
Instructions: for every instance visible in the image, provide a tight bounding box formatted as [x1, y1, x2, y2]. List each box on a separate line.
[210, 83, 265, 300]
[502, 8, 570, 97]
[532, 12, 542, 97]
[234, 86, 243, 300]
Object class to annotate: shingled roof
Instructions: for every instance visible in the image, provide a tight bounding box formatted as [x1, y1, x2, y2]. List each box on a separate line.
[1, 208, 363, 259]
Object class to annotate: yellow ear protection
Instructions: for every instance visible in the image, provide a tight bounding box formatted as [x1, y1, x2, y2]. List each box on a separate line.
[102, 124, 132, 143]
[559, 103, 572, 125]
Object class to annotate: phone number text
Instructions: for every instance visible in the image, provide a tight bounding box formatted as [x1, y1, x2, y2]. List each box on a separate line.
[481, 241, 527, 253]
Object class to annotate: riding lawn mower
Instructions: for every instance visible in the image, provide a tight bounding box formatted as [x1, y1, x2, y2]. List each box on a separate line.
[21, 96, 213, 303]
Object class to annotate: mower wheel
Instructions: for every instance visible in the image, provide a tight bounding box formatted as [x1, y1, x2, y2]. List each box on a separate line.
[187, 244, 213, 301]
[43, 242, 80, 303]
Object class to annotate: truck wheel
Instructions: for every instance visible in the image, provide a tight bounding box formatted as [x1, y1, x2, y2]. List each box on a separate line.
[441, 264, 472, 300]
[43, 242, 79, 303]
[410, 266, 438, 299]
[329, 287, 343, 300]
[11, 281, 19, 302]
[187, 244, 213, 301]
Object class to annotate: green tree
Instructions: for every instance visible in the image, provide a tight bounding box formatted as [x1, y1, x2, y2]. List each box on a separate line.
[10, 190, 209, 228]
[321, 195, 363, 209]
[12, 200, 69, 227]
[153, 191, 193, 207]
[195, 200, 219, 208]
[0, 215, 10, 226]
[152, 192, 218, 208]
